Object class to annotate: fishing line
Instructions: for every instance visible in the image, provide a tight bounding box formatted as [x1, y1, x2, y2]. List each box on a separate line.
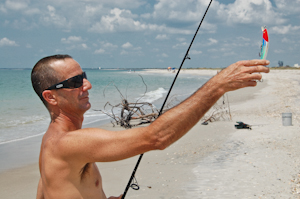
[121, 0, 213, 198]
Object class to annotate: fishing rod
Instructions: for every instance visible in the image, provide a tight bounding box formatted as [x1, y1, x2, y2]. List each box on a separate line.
[121, 0, 213, 198]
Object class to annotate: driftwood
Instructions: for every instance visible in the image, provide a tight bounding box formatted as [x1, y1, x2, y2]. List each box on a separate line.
[201, 93, 232, 124]
[201, 71, 232, 124]
[98, 99, 160, 129]
[95, 75, 174, 129]
[96, 74, 231, 128]
[98, 91, 231, 128]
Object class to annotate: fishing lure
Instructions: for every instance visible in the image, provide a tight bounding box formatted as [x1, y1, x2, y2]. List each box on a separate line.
[259, 26, 269, 60]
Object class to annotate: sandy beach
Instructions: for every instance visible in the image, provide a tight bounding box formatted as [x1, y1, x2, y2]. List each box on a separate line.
[1, 69, 300, 198]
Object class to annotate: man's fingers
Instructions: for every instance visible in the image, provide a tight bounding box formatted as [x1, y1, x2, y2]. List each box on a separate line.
[246, 73, 263, 81]
[240, 59, 270, 67]
[241, 64, 269, 75]
[245, 80, 258, 87]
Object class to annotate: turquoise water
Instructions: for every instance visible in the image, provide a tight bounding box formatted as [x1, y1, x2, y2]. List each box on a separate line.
[0, 68, 210, 144]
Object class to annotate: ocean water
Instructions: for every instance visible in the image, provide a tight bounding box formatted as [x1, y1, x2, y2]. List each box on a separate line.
[0, 68, 211, 144]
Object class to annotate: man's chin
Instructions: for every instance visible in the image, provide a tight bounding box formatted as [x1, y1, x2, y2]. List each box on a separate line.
[81, 102, 91, 112]
[85, 102, 91, 110]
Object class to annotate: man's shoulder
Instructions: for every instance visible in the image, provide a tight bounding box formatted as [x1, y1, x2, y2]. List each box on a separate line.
[42, 129, 77, 155]
[41, 129, 88, 167]
[43, 128, 102, 156]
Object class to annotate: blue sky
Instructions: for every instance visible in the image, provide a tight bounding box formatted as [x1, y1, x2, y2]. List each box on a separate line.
[0, 0, 299, 69]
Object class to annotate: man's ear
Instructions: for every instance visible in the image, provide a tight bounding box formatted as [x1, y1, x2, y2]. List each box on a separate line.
[42, 90, 57, 106]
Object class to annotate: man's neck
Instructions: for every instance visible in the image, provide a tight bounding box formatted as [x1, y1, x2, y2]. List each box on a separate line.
[50, 110, 84, 132]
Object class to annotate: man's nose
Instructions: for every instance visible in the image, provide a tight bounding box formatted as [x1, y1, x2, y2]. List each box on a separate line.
[82, 78, 92, 91]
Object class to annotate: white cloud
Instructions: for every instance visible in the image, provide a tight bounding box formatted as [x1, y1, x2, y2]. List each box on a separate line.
[281, 37, 291, 43]
[207, 48, 218, 53]
[208, 38, 218, 45]
[0, 0, 41, 16]
[1, 1, 202, 35]
[81, 43, 88, 49]
[5, 0, 29, 11]
[141, 13, 151, 19]
[94, 48, 105, 54]
[274, 49, 284, 54]
[152, 0, 217, 33]
[89, 8, 142, 33]
[122, 42, 133, 48]
[66, 43, 88, 50]
[274, 0, 300, 13]
[133, 46, 142, 51]
[94, 42, 118, 54]
[1, 0, 40, 15]
[61, 36, 88, 50]
[10, 18, 37, 30]
[101, 42, 118, 49]
[215, 0, 286, 25]
[161, 53, 168, 57]
[119, 43, 143, 55]
[40, 5, 69, 28]
[61, 36, 83, 44]
[24, 8, 40, 15]
[153, 0, 209, 22]
[172, 42, 188, 49]
[0, 37, 18, 47]
[83, 4, 104, 18]
[176, 37, 186, 42]
[223, 51, 236, 57]
[190, 50, 202, 55]
[120, 50, 128, 55]
[0, 0, 292, 37]
[83, 0, 146, 9]
[88, 7, 193, 34]
[207, 46, 231, 54]
[271, 25, 300, 34]
[0, 4, 7, 13]
[155, 34, 169, 40]
[237, 36, 251, 42]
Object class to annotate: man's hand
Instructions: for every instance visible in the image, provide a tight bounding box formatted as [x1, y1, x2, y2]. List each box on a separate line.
[213, 59, 270, 93]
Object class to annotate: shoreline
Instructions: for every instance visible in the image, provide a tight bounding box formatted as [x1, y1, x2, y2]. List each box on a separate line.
[1, 69, 300, 198]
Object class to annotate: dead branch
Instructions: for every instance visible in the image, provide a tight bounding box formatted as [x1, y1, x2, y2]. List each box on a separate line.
[96, 99, 161, 128]
[95, 76, 166, 128]
[201, 93, 232, 124]
[96, 72, 231, 128]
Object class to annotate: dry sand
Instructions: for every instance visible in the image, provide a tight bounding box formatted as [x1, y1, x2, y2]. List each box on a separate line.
[1, 69, 300, 199]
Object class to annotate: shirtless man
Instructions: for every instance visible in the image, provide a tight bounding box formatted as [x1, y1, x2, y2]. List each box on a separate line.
[31, 54, 269, 199]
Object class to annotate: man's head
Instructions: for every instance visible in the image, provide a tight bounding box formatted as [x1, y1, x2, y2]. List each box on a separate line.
[31, 55, 92, 113]
[31, 55, 71, 107]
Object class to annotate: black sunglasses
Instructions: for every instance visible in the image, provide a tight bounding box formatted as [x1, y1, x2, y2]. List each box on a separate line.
[45, 72, 87, 91]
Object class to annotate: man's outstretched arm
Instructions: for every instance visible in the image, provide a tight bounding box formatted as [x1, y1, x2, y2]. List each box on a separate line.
[59, 59, 270, 163]
[147, 59, 270, 149]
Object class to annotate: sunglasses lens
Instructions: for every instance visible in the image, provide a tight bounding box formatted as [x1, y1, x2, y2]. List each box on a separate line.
[68, 72, 87, 88]
[67, 75, 83, 88]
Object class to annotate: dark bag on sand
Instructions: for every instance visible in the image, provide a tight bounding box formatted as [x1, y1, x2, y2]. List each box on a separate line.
[235, 122, 252, 130]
